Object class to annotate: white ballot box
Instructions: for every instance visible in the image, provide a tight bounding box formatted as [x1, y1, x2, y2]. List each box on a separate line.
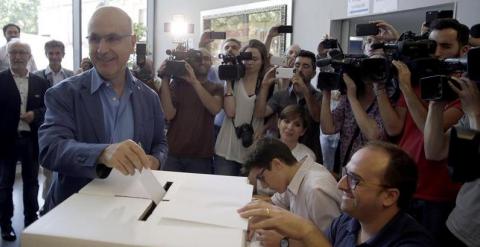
[22, 170, 253, 247]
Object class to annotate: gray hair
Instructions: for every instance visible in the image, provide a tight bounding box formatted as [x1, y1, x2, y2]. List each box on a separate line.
[7, 38, 31, 54]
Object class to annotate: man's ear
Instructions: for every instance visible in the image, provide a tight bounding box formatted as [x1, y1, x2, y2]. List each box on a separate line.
[271, 158, 284, 170]
[382, 188, 400, 208]
[460, 44, 470, 57]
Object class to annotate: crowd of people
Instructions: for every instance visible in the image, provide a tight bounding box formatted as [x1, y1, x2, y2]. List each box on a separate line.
[0, 5, 479, 247]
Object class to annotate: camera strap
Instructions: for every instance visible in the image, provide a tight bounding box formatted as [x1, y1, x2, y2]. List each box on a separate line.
[230, 78, 261, 128]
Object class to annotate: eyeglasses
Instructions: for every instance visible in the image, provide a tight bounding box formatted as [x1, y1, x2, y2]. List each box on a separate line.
[8, 50, 29, 56]
[256, 168, 267, 182]
[343, 168, 390, 191]
[86, 33, 132, 45]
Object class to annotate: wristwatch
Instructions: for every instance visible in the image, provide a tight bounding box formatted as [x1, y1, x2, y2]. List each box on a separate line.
[280, 237, 289, 247]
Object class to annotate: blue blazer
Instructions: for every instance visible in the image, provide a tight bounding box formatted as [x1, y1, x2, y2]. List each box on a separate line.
[38, 69, 168, 211]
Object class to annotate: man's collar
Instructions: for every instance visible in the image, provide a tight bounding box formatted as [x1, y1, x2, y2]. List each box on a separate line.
[345, 211, 404, 245]
[45, 65, 64, 75]
[286, 156, 311, 196]
[90, 68, 136, 95]
[10, 68, 29, 78]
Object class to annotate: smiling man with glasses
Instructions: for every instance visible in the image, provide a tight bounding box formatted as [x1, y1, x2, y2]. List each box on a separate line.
[239, 141, 435, 247]
[38, 6, 168, 214]
[0, 39, 49, 241]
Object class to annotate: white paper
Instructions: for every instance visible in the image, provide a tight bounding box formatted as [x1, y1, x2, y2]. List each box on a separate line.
[140, 169, 166, 204]
[160, 178, 253, 230]
[373, 0, 398, 13]
[347, 0, 370, 16]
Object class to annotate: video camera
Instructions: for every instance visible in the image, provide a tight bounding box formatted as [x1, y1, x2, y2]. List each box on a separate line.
[163, 49, 203, 77]
[421, 47, 480, 101]
[373, 31, 436, 62]
[370, 31, 440, 87]
[448, 127, 480, 183]
[316, 54, 390, 92]
[218, 52, 252, 81]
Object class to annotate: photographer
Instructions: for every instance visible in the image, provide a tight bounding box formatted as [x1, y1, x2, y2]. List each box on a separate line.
[254, 50, 323, 162]
[320, 71, 387, 175]
[214, 39, 268, 176]
[374, 19, 468, 242]
[158, 48, 223, 174]
[199, 34, 242, 140]
[424, 76, 480, 247]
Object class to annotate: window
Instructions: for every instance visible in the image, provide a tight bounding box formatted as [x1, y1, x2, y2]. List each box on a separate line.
[0, 0, 74, 70]
[201, 0, 292, 59]
[81, 0, 148, 65]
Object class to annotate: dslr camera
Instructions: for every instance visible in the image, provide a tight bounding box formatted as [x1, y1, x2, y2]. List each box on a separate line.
[162, 49, 203, 77]
[218, 52, 253, 81]
[235, 123, 254, 148]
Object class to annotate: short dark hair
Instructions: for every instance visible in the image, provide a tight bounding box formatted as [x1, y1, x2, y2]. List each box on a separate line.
[222, 38, 241, 48]
[471, 24, 480, 38]
[244, 137, 297, 172]
[365, 141, 418, 210]
[297, 50, 316, 69]
[279, 104, 309, 130]
[44, 40, 65, 53]
[3, 23, 20, 35]
[430, 18, 470, 47]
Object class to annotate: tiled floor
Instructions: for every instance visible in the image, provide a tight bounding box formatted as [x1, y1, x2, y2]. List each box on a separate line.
[1, 166, 45, 247]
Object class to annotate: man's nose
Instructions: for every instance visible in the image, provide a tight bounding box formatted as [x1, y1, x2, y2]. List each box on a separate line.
[96, 39, 110, 53]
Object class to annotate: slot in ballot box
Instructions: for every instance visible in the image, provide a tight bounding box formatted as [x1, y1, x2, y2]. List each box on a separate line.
[22, 170, 253, 247]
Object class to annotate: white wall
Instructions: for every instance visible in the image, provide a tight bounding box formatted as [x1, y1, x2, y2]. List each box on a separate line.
[154, 0, 480, 67]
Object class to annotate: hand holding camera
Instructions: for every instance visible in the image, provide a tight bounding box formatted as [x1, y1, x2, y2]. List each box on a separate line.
[343, 73, 357, 100]
[292, 70, 309, 95]
[372, 20, 400, 42]
[261, 67, 277, 88]
[267, 25, 281, 39]
[157, 60, 171, 79]
[392, 60, 413, 93]
[449, 77, 480, 117]
[180, 62, 200, 86]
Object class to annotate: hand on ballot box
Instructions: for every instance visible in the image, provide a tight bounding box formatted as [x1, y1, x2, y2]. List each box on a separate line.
[98, 139, 153, 175]
[238, 200, 318, 242]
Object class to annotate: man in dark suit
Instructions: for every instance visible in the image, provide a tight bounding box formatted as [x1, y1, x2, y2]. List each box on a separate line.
[35, 40, 74, 87]
[0, 39, 49, 241]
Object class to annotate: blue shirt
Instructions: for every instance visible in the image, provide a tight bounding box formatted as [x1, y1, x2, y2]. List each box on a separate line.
[91, 70, 134, 143]
[326, 212, 434, 247]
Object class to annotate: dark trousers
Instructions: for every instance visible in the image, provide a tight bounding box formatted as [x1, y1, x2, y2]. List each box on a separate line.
[163, 155, 213, 174]
[213, 155, 242, 176]
[0, 133, 39, 228]
[408, 199, 455, 247]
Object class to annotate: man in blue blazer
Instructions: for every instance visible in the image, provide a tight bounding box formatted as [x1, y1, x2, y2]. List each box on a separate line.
[38, 6, 168, 214]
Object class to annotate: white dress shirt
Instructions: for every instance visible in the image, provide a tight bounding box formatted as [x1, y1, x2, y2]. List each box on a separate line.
[271, 157, 341, 231]
[12, 70, 31, 132]
[45, 66, 69, 85]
